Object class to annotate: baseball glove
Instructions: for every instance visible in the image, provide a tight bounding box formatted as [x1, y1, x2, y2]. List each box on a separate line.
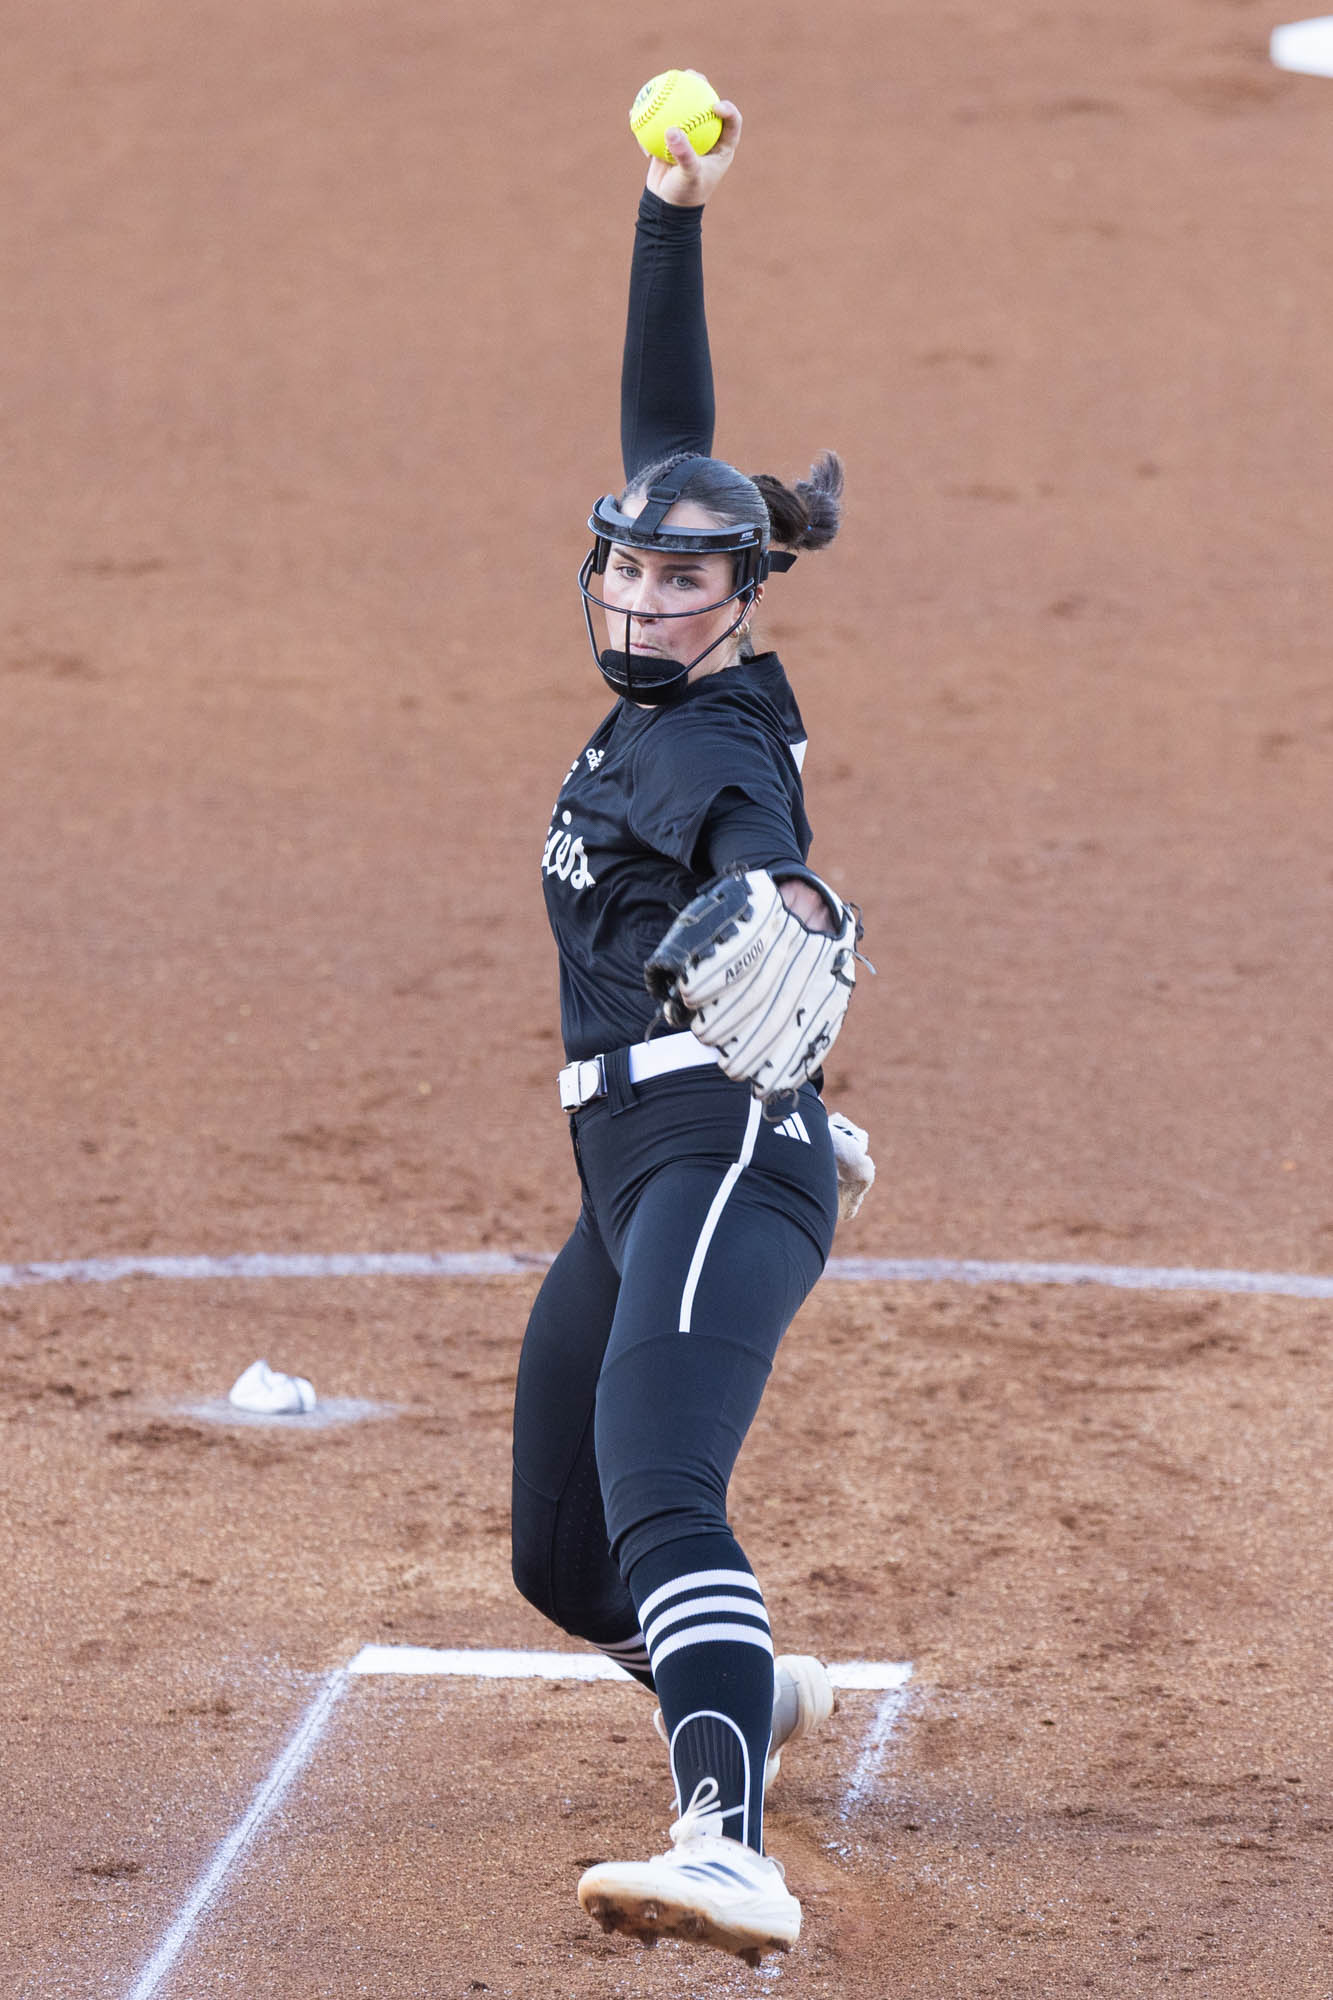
[644, 868, 862, 1107]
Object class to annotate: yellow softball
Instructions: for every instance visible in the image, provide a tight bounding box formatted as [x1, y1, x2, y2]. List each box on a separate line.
[629, 69, 723, 163]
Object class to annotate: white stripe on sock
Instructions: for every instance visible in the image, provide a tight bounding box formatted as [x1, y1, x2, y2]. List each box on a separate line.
[644, 1594, 771, 1653]
[649, 1622, 775, 1671]
[598, 1633, 650, 1659]
[637, 1568, 762, 1626]
[600, 1647, 651, 1670]
[678, 1095, 763, 1332]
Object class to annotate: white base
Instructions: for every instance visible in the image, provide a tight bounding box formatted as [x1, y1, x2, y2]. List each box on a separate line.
[1271, 16, 1333, 76]
[227, 1357, 316, 1414]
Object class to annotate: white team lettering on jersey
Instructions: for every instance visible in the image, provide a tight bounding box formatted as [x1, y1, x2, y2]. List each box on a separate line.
[542, 809, 597, 891]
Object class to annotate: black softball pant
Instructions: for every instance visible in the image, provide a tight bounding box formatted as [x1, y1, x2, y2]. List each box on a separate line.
[510, 1064, 838, 1662]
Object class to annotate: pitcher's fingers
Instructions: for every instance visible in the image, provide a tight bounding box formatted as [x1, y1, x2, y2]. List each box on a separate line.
[712, 101, 743, 151]
[663, 123, 699, 166]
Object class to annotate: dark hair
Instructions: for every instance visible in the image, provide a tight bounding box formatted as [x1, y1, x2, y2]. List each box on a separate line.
[753, 454, 844, 552]
[622, 450, 845, 555]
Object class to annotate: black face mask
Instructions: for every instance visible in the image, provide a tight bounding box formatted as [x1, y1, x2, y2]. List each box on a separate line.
[577, 464, 795, 706]
[576, 550, 756, 706]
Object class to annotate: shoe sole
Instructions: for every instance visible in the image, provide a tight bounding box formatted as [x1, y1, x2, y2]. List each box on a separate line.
[580, 1886, 794, 1967]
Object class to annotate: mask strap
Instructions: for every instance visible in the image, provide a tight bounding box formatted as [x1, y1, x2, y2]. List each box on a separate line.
[631, 458, 710, 537]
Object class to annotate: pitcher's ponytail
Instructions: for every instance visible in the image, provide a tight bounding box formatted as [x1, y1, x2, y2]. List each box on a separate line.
[752, 451, 845, 554]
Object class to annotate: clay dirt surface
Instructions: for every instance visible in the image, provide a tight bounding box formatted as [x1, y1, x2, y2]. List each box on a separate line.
[2, 2, 1331, 1996]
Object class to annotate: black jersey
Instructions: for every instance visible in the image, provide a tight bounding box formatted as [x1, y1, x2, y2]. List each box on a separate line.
[542, 186, 818, 1060]
[542, 654, 812, 1060]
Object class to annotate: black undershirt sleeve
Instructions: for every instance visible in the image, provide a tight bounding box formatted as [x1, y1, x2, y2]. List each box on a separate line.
[697, 788, 806, 879]
[620, 190, 715, 483]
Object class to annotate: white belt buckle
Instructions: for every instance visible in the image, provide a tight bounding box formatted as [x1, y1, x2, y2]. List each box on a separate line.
[558, 1057, 605, 1113]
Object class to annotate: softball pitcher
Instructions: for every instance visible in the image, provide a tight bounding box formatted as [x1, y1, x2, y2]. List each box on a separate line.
[510, 95, 871, 1964]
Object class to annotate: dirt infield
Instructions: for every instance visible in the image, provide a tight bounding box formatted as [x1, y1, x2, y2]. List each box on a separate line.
[3, 2, 1331, 1994]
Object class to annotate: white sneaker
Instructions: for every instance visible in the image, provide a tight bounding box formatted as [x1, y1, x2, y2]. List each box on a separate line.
[766, 1654, 836, 1786]
[652, 1654, 835, 1792]
[577, 1778, 801, 1965]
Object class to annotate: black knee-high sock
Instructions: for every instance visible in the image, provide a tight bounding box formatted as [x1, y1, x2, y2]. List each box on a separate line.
[627, 1532, 773, 1853]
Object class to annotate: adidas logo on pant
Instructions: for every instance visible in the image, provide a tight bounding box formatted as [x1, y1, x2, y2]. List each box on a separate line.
[771, 1112, 810, 1144]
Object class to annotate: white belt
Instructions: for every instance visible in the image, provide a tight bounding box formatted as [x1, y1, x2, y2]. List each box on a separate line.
[557, 1032, 721, 1112]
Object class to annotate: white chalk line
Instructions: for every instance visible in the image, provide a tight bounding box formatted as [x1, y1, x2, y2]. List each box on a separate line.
[0, 1249, 549, 1289]
[119, 1646, 913, 1998]
[6, 1247, 1333, 1299]
[123, 1667, 349, 2000]
[840, 1674, 915, 1821]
